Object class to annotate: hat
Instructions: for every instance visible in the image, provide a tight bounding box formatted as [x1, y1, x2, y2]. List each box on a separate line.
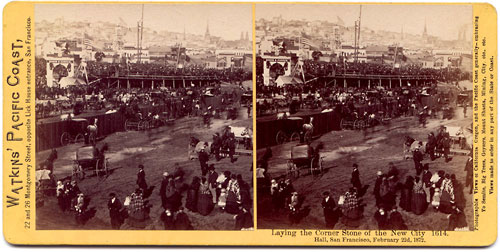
[138, 165, 144, 169]
[163, 172, 169, 177]
[353, 163, 358, 168]
[376, 171, 383, 176]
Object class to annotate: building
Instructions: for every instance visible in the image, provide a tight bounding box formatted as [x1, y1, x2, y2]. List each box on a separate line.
[121, 46, 150, 63]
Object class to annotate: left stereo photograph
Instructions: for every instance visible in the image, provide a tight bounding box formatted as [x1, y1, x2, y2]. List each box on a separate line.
[34, 3, 254, 230]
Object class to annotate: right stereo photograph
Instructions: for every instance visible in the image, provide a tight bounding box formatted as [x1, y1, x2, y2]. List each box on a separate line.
[255, 4, 474, 231]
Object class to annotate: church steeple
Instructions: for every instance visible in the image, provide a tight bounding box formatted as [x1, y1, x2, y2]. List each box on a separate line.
[204, 20, 210, 40]
[422, 18, 428, 38]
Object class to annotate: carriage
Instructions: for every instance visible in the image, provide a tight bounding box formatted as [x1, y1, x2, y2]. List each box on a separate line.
[240, 91, 252, 106]
[286, 144, 323, 178]
[72, 145, 109, 180]
[124, 113, 149, 131]
[275, 117, 304, 145]
[227, 106, 239, 120]
[229, 126, 252, 150]
[60, 118, 88, 146]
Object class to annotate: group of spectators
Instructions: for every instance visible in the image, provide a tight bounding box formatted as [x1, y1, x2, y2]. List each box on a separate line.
[85, 61, 252, 83]
[258, 140, 471, 231]
[36, 57, 252, 119]
[299, 60, 471, 82]
[257, 82, 462, 123]
[53, 162, 253, 230]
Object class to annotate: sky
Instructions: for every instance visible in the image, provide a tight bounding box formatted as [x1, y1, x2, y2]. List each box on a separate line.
[35, 4, 252, 41]
[256, 4, 472, 41]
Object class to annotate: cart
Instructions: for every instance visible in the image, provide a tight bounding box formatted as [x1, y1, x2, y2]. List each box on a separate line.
[72, 145, 109, 180]
[124, 112, 148, 131]
[275, 117, 304, 145]
[229, 126, 252, 150]
[60, 118, 88, 146]
[286, 144, 323, 178]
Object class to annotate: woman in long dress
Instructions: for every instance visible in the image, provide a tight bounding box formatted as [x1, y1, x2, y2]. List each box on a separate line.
[197, 177, 214, 216]
[411, 176, 428, 215]
[225, 175, 241, 214]
[341, 187, 362, 227]
[185, 177, 200, 212]
[399, 176, 414, 212]
[439, 174, 455, 214]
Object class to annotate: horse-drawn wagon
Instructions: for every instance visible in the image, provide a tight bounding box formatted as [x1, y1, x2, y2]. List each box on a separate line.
[286, 144, 323, 178]
[60, 118, 88, 146]
[72, 144, 109, 180]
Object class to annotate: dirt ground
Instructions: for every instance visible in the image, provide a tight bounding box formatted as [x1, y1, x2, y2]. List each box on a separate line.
[257, 107, 473, 231]
[36, 106, 253, 230]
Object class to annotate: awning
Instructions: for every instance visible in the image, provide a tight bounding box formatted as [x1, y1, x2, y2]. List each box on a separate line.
[59, 77, 86, 87]
[275, 76, 303, 87]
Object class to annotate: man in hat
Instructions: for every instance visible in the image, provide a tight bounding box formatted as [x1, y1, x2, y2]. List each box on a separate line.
[351, 164, 362, 192]
[321, 191, 338, 228]
[212, 133, 222, 161]
[413, 146, 424, 175]
[159, 171, 170, 208]
[427, 132, 437, 160]
[207, 165, 218, 203]
[108, 192, 123, 229]
[136, 165, 148, 192]
[198, 148, 209, 176]
[373, 171, 384, 206]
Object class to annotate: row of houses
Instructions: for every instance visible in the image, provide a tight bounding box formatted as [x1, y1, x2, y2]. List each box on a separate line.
[258, 36, 472, 70]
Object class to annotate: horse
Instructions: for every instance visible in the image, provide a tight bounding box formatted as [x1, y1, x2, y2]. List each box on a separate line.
[87, 118, 98, 145]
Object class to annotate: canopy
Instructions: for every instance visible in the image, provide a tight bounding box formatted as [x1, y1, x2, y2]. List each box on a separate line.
[275, 76, 303, 87]
[59, 77, 86, 88]
[230, 126, 252, 139]
[35, 170, 52, 183]
[76, 146, 95, 160]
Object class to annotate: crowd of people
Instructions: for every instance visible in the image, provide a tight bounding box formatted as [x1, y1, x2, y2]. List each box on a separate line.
[257, 124, 471, 231]
[257, 82, 463, 124]
[300, 61, 470, 83]
[36, 58, 252, 120]
[85, 61, 252, 83]
[51, 158, 253, 230]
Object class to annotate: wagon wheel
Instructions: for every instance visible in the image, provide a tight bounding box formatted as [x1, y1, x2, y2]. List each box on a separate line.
[73, 163, 85, 180]
[95, 160, 100, 177]
[359, 120, 366, 129]
[304, 131, 312, 144]
[353, 120, 359, 130]
[276, 131, 287, 145]
[124, 120, 132, 131]
[319, 157, 323, 174]
[137, 121, 144, 131]
[61, 132, 70, 146]
[286, 160, 294, 177]
[74, 133, 85, 144]
[290, 132, 300, 142]
[104, 159, 109, 175]
[340, 119, 348, 130]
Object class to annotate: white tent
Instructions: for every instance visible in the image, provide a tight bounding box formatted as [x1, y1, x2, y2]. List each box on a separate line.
[275, 76, 303, 87]
[58, 77, 86, 88]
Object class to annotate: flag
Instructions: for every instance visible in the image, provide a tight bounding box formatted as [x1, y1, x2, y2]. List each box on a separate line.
[300, 32, 318, 49]
[83, 33, 93, 49]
